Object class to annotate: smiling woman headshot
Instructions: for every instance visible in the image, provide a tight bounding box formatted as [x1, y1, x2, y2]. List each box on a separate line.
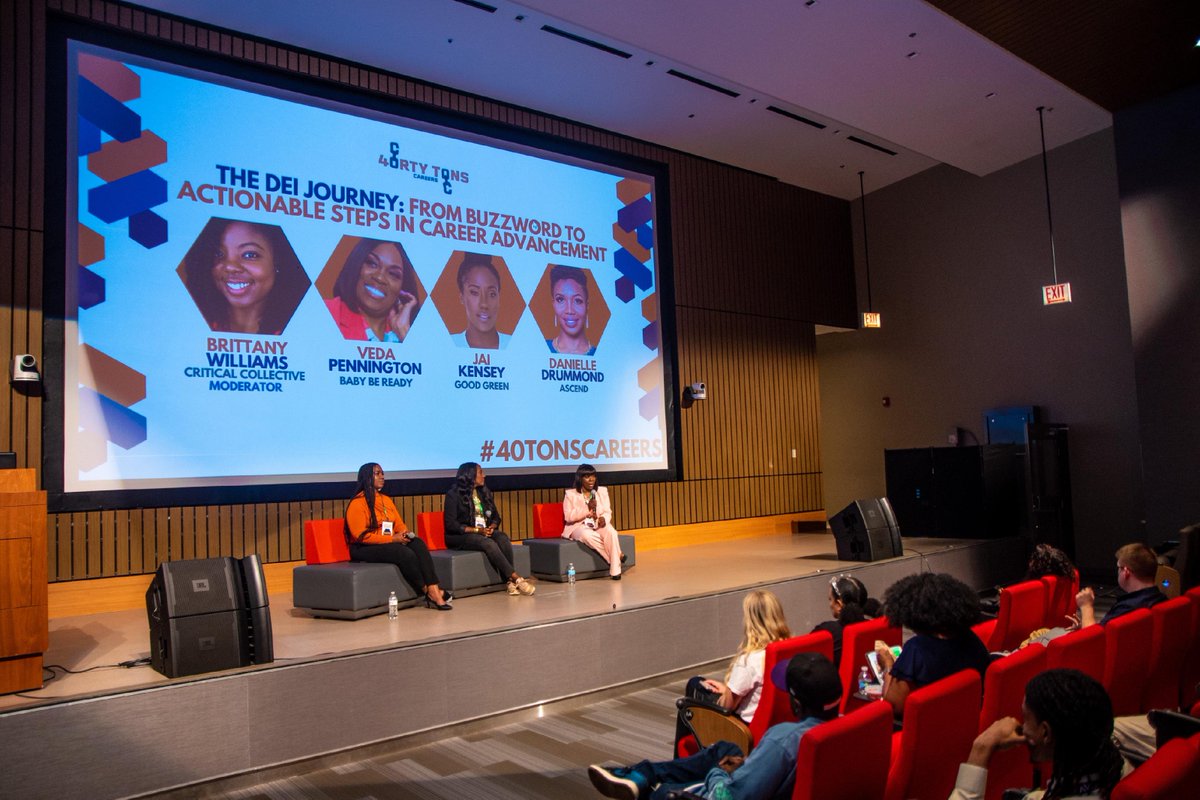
[182, 217, 308, 336]
[326, 238, 421, 342]
[452, 253, 508, 350]
[545, 265, 595, 356]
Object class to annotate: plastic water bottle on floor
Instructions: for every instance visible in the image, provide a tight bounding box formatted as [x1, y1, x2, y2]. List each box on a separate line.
[858, 665, 870, 696]
[567, 563, 576, 587]
[388, 591, 399, 619]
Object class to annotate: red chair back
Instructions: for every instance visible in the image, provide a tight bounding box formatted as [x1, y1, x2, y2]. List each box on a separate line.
[978, 646, 1046, 800]
[1045, 624, 1106, 683]
[416, 511, 446, 550]
[748, 630, 834, 745]
[1180, 589, 1200, 709]
[1110, 732, 1200, 800]
[839, 616, 902, 713]
[1041, 571, 1078, 627]
[304, 518, 350, 564]
[988, 579, 1048, 652]
[1103, 608, 1154, 716]
[886, 669, 983, 800]
[531, 502, 565, 538]
[1142, 596, 1193, 712]
[792, 702, 892, 800]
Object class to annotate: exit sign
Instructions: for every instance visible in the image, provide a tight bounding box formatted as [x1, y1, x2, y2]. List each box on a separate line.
[1042, 282, 1072, 305]
[862, 311, 882, 328]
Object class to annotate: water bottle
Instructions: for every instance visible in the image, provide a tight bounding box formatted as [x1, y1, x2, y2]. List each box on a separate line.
[567, 562, 576, 586]
[387, 591, 399, 619]
[858, 665, 871, 696]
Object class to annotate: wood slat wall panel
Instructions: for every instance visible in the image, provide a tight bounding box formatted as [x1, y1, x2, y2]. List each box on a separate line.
[11, 0, 850, 580]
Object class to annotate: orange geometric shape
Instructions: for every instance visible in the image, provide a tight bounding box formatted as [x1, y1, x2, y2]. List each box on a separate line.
[78, 344, 147, 407]
[429, 251, 525, 341]
[87, 130, 167, 183]
[616, 178, 653, 206]
[638, 357, 663, 393]
[611, 222, 652, 263]
[641, 291, 658, 324]
[78, 223, 105, 267]
[527, 264, 611, 354]
[77, 53, 141, 103]
[74, 428, 110, 472]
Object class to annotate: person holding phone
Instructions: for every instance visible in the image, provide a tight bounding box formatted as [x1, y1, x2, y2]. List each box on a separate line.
[345, 462, 451, 610]
[443, 462, 535, 595]
[327, 238, 420, 342]
[562, 463, 624, 579]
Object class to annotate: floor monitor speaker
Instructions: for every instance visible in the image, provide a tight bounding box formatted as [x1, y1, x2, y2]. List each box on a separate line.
[830, 498, 902, 562]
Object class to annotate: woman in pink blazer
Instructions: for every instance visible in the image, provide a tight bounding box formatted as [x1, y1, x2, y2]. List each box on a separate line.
[562, 464, 626, 579]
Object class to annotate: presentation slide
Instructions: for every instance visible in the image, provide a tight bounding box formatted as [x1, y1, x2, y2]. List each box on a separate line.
[58, 39, 671, 503]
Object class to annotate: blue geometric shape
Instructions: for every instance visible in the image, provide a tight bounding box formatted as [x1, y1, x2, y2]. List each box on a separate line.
[615, 275, 635, 303]
[638, 386, 662, 422]
[78, 117, 102, 156]
[87, 170, 168, 224]
[78, 266, 106, 310]
[617, 197, 652, 233]
[129, 208, 168, 248]
[77, 77, 141, 143]
[615, 248, 653, 291]
[642, 320, 659, 352]
[77, 386, 147, 450]
[636, 222, 654, 252]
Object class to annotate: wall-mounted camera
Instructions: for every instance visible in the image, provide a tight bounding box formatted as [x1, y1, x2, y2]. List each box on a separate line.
[11, 354, 40, 383]
[683, 381, 707, 405]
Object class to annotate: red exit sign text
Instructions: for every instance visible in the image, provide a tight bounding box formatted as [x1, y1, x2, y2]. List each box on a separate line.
[1042, 282, 1072, 305]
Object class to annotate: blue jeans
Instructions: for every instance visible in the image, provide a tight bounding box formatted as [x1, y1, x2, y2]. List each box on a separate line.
[629, 740, 743, 800]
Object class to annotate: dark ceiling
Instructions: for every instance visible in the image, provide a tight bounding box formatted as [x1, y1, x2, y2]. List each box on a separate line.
[930, 0, 1200, 112]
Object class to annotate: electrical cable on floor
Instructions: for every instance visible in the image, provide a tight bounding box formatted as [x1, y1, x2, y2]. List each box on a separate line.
[11, 659, 153, 699]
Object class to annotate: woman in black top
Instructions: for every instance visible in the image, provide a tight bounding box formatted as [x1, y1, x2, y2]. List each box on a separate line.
[443, 462, 535, 596]
[811, 574, 879, 666]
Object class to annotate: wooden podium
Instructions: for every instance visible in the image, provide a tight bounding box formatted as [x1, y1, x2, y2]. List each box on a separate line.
[0, 468, 48, 694]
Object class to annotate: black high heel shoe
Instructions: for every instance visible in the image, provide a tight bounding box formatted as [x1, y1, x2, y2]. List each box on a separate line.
[424, 596, 453, 611]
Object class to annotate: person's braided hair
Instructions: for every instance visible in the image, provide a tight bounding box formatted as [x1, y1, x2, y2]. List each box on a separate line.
[1025, 669, 1125, 800]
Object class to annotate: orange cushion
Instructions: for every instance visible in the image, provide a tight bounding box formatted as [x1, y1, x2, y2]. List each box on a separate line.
[532, 502, 565, 538]
[417, 511, 446, 550]
[304, 518, 350, 564]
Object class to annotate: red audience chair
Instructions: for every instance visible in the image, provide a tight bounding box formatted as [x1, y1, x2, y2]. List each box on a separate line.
[415, 510, 447, 550]
[978, 645, 1046, 800]
[792, 702, 892, 800]
[839, 616, 902, 713]
[1180, 588, 1200, 708]
[304, 518, 350, 564]
[748, 630, 835, 745]
[976, 580, 1048, 652]
[1110, 732, 1200, 800]
[885, 669, 983, 800]
[1041, 570, 1078, 627]
[530, 502, 565, 538]
[1142, 596, 1193, 712]
[1103, 608, 1154, 716]
[1044, 624, 1106, 684]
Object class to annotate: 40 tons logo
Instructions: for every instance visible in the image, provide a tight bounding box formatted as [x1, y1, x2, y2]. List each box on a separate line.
[379, 143, 470, 195]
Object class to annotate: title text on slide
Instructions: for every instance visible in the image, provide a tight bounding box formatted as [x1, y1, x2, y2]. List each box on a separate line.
[477, 438, 662, 463]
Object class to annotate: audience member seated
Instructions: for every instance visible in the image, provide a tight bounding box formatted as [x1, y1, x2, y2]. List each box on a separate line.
[562, 463, 625, 579]
[1077, 543, 1167, 628]
[1026, 543, 1076, 581]
[589, 652, 842, 800]
[442, 461, 536, 596]
[873, 572, 990, 719]
[811, 574, 880, 666]
[345, 462, 452, 610]
[951, 668, 1130, 800]
[676, 590, 791, 744]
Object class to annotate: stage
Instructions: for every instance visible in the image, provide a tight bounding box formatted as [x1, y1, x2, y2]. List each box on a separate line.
[0, 531, 1026, 800]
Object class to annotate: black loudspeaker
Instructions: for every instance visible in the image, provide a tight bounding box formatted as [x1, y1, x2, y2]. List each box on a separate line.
[146, 555, 273, 678]
[830, 498, 902, 562]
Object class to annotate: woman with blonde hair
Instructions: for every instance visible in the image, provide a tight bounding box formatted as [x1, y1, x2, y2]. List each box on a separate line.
[688, 589, 792, 722]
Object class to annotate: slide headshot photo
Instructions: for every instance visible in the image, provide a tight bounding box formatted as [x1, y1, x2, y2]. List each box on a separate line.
[177, 217, 310, 336]
[316, 236, 426, 343]
[529, 264, 610, 356]
[430, 251, 525, 350]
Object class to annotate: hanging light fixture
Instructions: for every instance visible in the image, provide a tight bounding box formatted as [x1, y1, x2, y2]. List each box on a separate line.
[858, 171, 881, 327]
[1037, 106, 1072, 306]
